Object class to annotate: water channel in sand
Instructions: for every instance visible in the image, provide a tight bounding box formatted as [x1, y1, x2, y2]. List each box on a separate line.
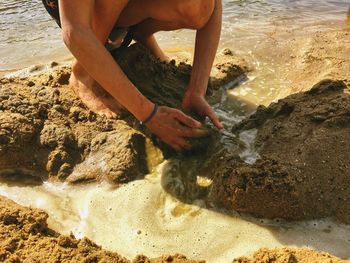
[1, 0, 350, 261]
[1, 164, 350, 262]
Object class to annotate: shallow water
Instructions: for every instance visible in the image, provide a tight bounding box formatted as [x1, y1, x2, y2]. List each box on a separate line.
[1, 166, 350, 262]
[1, 0, 350, 261]
[1, 0, 349, 72]
[0, 0, 70, 72]
[2, 0, 349, 107]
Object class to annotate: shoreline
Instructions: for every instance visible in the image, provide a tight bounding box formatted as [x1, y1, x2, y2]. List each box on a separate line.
[0, 55, 73, 79]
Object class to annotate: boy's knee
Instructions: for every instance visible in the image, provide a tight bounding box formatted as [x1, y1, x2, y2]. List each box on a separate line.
[180, 0, 215, 29]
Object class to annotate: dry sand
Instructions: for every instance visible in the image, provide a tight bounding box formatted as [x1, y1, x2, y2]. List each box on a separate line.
[0, 30, 350, 262]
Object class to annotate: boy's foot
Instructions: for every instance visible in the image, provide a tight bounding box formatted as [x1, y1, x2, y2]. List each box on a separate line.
[70, 63, 124, 118]
[132, 31, 170, 62]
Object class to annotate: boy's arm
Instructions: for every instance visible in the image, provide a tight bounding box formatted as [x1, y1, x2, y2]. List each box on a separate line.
[182, 0, 223, 129]
[59, 0, 154, 121]
[59, 0, 205, 151]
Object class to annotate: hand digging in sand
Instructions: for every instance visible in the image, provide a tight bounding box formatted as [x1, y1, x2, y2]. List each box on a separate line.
[42, 0, 223, 150]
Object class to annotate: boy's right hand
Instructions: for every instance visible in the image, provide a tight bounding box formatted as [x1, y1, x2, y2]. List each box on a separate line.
[146, 106, 209, 151]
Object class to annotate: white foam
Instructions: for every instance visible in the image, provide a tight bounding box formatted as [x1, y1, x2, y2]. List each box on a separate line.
[0, 162, 349, 262]
[239, 129, 260, 164]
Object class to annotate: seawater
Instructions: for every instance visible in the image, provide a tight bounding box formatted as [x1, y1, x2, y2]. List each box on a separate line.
[0, 0, 349, 72]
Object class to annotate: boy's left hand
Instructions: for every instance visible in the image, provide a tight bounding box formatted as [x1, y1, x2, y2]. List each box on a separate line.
[182, 91, 224, 129]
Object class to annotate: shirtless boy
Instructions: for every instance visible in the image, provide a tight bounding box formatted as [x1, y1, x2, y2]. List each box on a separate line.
[42, 0, 223, 151]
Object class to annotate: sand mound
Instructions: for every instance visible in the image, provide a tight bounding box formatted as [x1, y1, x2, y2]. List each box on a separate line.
[232, 248, 346, 263]
[0, 44, 246, 184]
[113, 45, 249, 110]
[0, 68, 149, 184]
[209, 79, 350, 223]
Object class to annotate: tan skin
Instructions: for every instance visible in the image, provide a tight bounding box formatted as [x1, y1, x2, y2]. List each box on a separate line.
[59, 0, 223, 151]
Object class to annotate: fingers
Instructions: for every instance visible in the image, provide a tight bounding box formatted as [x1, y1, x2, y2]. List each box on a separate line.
[175, 138, 191, 150]
[169, 138, 191, 152]
[174, 124, 210, 138]
[206, 107, 224, 129]
[174, 110, 202, 128]
[171, 144, 183, 152]
[169, 125, 210, 151]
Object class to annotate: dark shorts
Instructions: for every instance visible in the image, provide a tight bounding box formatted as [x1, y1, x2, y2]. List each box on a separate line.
[42, 0, 133, 50]
[42, 0, 61, 27]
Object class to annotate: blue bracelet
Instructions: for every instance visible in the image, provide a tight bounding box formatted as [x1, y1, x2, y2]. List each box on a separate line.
[140, 103, 158, 126]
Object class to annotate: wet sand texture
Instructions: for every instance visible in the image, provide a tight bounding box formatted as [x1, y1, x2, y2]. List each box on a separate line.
[288, 31, 350, 94]
[209, 79, 350, 223]
[232, 248, 346, 263]
[0, 44, 246, 184]
[113, 45, 249, 109]
[0, 74, 148, 184]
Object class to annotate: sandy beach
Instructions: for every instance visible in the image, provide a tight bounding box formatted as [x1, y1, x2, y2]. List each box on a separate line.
[1, 1, 350, 262]
[1, 28, 350, 261]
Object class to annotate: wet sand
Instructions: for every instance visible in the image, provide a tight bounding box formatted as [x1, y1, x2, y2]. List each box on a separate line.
[0, 29, 350, 262]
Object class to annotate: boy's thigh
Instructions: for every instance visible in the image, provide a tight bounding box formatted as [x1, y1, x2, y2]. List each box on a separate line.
[117, 0, 189, 27]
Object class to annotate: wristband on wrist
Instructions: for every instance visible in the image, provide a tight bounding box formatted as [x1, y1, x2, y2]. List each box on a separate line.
[140, 103, 158, 126]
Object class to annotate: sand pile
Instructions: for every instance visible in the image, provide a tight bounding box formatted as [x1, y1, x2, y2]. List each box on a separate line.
[208, 31, 350, 224]
[232, 248, 346, 263]
[0, 66, 149, 184]
[0, 44, 246, 184]
[209, 79, 350, 223]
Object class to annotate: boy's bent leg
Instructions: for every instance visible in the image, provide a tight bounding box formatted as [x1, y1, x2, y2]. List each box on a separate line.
[70, 0, 216, 117]
[118, 0, 215, 30]
[70, 63, 124, 118]
[69, 0, 129, 118]
[118, 0, 215, 61]
[132, 19, 183, 61]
